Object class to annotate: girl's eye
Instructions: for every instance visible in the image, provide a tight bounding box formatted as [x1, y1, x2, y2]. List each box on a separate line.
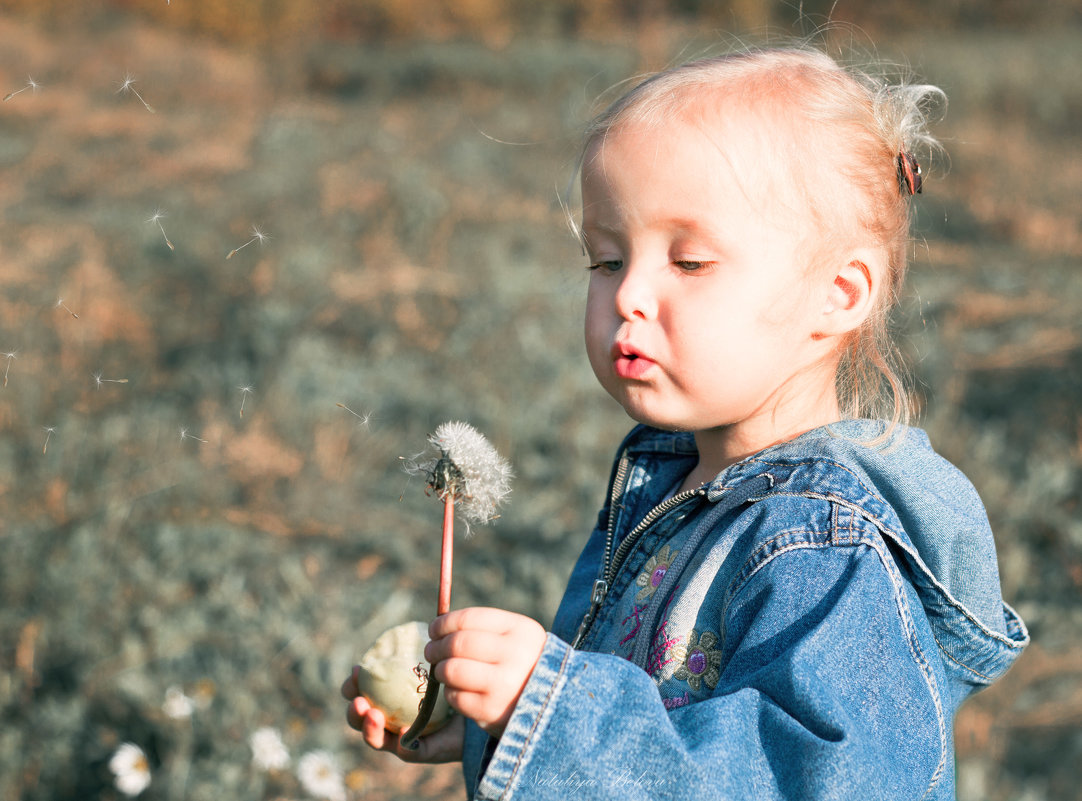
[587, 260, 623, 272]
[675, 260, 710, 272]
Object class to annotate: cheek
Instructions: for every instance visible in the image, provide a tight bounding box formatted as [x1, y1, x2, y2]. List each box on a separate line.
[747, 267, 819, 339]
[583, 284, 612, 370]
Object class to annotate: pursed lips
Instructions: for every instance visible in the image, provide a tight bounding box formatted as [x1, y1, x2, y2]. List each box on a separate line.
[612, 341, 657, 380]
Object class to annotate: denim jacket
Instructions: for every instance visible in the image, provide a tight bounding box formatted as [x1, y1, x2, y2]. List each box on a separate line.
[461, 420, 1028, 800]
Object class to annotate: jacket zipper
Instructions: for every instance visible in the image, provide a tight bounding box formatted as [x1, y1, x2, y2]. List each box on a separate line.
[571, 453, 703, 648]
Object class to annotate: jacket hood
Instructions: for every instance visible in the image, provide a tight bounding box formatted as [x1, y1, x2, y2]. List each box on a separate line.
[628, 420, 1029, 697]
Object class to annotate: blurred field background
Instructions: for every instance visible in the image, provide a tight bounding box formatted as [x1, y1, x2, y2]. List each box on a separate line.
[0, 1, 1080, 799]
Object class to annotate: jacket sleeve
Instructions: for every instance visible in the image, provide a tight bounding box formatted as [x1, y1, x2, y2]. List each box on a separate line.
[463, 540, 949, 800]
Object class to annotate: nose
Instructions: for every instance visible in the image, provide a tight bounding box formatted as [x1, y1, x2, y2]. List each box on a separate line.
[612, 261, 658, 322]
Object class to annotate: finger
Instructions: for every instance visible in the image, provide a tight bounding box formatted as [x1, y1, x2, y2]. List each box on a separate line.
[442, 686, 478, 719]
[340, 665, 360, 701]
[442, 685, 504, 730]
[432, 656, 501, 694]
[345, 694, 375, 732]
[393, 714, 465, 764]
[429, 607, 517, 639]
[355, 699, 394, 750]
[425, 629, 505, 666]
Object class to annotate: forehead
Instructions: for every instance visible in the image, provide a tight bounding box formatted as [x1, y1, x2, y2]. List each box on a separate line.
[580, 100, 792, 229]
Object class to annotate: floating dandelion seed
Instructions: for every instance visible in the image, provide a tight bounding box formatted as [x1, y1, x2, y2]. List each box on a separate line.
[109, 742, 151, 797]
[226, 226, 269, 260]
[179, 427, 207, 444]
[3, 76, 40, 102]
[93, 371, 129, 389]
[296, 750, 346, 801]
[117, 72, 154, 113]
[336, 402, 372, 429]
[2, 351, 15, 388]
[55, 297, 78, 319]
[399, 421, 512, 749]
[42, 426, 55, 454]
[147, 208, 174, 251]
[238, 385, 253, 418]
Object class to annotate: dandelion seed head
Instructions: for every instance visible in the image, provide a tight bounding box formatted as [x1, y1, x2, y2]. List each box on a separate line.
[109, 742, 151, 797]
[146, 208, 166, 224]
[296, 750, 346, 801]
[404, 421, 513, 530]
[249, 726, 290, 772]
[250, 226, 269, 243]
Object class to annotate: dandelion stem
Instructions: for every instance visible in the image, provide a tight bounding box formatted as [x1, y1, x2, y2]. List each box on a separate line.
[399, 659, 444, 751]
[401, 493, 455, 750]
[438, 495, 455, 615]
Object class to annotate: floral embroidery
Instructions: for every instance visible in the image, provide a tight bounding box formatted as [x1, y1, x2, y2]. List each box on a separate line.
[672, 629, 722, 691]
[647, 619, 682, 676]
[635, 545, 678, 601]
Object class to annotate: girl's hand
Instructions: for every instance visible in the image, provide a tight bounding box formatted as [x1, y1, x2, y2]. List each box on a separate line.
[341, 667, 464, 763]
[425, 607, 547, 739]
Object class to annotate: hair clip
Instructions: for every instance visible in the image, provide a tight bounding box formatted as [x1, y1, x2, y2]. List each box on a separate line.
[898, 151, 922, 196]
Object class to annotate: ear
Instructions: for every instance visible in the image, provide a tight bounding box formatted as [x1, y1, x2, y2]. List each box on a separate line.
[815, 252, 880, 338]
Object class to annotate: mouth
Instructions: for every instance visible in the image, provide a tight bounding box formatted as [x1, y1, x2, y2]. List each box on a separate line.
[612, 342, 656, 380]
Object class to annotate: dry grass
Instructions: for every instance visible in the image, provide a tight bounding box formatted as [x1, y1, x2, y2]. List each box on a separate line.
[0, 6, 1079, 800]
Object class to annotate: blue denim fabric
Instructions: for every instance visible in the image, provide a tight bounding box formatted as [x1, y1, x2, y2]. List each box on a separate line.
[462, 420, 1028, 800]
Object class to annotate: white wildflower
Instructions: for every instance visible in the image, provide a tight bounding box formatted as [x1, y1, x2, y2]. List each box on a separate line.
[109, 742, 151, 797]
[162, 685, 194, 719]
[249, 726, 290, 772]
[296, 750, 346, 801]
[404, 421, 513, 530]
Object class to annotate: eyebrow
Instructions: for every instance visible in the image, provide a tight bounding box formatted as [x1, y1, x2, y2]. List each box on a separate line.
[582, 216, 730, 255]
[582, 215, 717, 235]
[662, 217, 719, 238]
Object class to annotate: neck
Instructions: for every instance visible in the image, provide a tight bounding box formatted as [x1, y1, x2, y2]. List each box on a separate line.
[680, 389, 841, 493]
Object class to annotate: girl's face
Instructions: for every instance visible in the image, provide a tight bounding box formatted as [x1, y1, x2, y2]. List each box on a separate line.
[582, 113, 839, 456]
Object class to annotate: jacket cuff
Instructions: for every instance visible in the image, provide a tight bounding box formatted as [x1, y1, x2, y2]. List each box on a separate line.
[473, 632, 573, 799]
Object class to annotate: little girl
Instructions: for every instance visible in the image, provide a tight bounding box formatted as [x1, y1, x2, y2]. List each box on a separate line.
[342, 45, 1028, 799]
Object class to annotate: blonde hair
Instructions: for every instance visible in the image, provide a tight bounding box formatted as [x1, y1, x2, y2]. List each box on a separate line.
[575, 45, 945, 430]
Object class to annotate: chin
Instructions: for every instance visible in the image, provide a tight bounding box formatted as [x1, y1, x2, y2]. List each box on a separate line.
[619, 404, 693, 433]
